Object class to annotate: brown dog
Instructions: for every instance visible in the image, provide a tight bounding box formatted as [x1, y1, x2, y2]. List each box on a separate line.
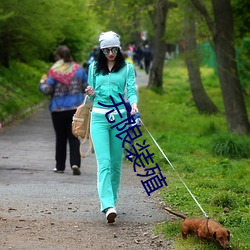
[162, 207, 231, 249]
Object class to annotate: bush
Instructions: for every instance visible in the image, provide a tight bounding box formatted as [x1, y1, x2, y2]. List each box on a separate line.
[210, 192, 237, 209]
[210, 134, 250, 159]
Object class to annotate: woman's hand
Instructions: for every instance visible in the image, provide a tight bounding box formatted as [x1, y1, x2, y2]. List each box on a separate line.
[40, 74, 47, 83]
[131, 103, 138, 115]
[85, 86, 96, 97]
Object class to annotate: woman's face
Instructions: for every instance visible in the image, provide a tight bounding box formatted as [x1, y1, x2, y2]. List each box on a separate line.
[102, 47, 118, 61]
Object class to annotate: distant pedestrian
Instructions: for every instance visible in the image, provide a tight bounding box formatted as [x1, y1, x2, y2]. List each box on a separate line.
[87, 46, 99, 70]
[85, 31, 138, 223]
[134, 45, 144, 69]
[143, 44, 152, 74]
[39, 45, 88, 175]
[123, 51, 136, 76]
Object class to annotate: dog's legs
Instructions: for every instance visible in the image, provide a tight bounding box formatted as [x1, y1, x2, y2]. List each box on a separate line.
[199, 237, 205, 248]
[181, 231, 188, 239]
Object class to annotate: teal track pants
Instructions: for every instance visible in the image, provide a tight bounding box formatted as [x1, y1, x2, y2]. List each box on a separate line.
[90, 111, 125, 212]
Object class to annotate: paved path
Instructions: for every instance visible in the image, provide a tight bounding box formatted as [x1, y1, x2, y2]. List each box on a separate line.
[135, 68, 149, 88]
[0, 71, 172, 249]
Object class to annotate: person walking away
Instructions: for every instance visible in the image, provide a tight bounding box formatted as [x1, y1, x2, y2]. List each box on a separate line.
[143, 44, 152, 74]
[85, 46, 99, 72]
[134, 45, 144, 69]
[39, 45, 88, 175]
[85, 31, 138, 223]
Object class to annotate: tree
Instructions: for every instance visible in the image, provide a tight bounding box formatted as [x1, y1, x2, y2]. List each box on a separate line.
[148, 0, 177, 89]
[184, 1, 218, 114]
[91, 0, 155, 48]
[191, 0, 250, 134]
[0, 0, 98, 66]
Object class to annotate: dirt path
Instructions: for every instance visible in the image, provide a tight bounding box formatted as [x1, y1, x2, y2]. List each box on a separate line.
[0, 70, 173, 250]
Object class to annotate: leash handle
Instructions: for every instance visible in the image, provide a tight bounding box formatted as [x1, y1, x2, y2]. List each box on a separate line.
[139, 118, 209, 218]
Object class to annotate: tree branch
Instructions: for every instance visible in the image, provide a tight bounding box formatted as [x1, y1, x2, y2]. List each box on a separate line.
[190, 0, 216, 37]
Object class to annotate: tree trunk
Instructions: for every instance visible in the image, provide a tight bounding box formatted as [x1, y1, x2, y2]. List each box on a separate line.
[184, 4, 218, 114]
[212, 0, 250, 134]
[191, 0, 250, 134]
[147, 0, 169, 89]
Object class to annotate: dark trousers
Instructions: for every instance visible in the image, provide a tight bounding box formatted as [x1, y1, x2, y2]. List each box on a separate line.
[144, 59, 151, 74]
[51, 110, 80, 171]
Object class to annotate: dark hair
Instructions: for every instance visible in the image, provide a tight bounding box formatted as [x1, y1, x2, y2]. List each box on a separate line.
[54, 45, 73, 63]
[95, 48, 126, 75]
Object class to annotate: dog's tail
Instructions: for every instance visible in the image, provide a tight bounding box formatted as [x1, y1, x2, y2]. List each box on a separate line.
[161, 206, 187, 220]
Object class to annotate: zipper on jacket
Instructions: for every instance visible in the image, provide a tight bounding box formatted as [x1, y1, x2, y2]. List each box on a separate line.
[108, 72, 111, 97]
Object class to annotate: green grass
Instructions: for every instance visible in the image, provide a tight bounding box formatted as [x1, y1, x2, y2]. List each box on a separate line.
[136, 58, 250, 250]
[0, 60, 50, 123]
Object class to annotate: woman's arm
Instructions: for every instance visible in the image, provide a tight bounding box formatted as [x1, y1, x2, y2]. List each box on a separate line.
[39, 76, 56, 95]
[86, 62, 96, 98]
[126, 63, 138, 114]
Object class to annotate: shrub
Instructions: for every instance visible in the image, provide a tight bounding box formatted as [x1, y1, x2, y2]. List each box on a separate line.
[210, 135, 250, 159]
[210, 192, 237, 209]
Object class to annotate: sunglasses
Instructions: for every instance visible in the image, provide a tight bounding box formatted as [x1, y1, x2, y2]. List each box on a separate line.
[102, 47, 119, 55]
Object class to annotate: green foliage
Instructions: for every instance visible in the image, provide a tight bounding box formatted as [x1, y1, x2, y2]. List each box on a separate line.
[165, 2, 184, 44]
[0, 60, 49, 122]
[236, 37, 250, 95]
[164, 0, 213, 45]
[137, 58, 250, 249]
[232, 0, 250, 39]
[198, 39, 250, 95]
[210, 134, 250, 159]
[154, 221, 181, 240]
[92, 0, 156, 46]
[0, 0, 100, 66]
[210, 191, 238, 209]
[201, 121, 217, 136]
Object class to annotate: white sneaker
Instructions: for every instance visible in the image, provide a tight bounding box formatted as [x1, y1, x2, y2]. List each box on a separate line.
[53, 168, 64, 173]
[105, 207, 117, 223]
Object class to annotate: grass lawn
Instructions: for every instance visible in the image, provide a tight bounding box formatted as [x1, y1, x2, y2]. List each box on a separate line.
[136, 58, 250, 250]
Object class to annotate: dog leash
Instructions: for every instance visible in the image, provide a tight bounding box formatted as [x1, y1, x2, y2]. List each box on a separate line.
[139, 118, 209, 218]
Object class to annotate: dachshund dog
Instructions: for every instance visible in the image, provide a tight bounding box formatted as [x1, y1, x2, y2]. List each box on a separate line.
[162, 207, 231, 249]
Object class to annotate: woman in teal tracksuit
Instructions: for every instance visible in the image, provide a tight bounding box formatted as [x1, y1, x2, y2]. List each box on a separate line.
[86, 31, 138, 223]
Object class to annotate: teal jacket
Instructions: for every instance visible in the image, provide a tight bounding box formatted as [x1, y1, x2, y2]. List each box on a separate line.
[87, 62, 138, 109]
